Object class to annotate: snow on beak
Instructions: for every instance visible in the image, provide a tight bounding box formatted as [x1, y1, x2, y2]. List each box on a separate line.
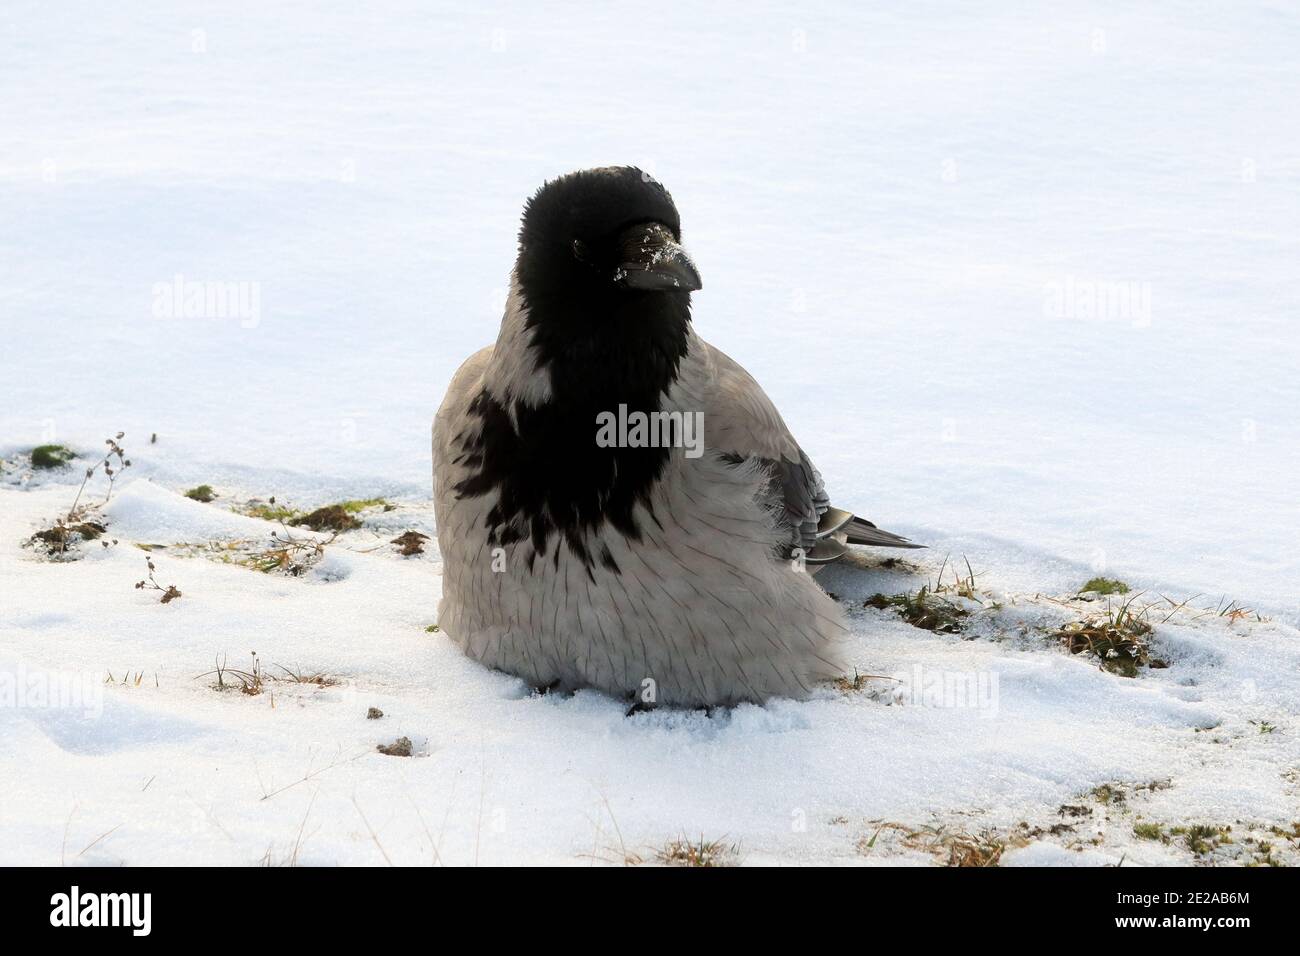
[614, 222, 702, 292]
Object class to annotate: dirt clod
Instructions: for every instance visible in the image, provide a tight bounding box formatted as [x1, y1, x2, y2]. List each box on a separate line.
[377, 736, 412, 757]
[290, 505, 361, 532]
[391, 530, 429, 556]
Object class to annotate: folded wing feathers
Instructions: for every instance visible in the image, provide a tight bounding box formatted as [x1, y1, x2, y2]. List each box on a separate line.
[772, 451, 828, 550]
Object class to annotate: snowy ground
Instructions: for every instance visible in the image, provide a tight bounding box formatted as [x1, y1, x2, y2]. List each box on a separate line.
[2, 1, 1299, 865]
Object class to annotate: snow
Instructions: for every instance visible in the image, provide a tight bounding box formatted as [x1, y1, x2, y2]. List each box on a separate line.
[2, 1, 1299, 865]
[102, 481, 289, 541]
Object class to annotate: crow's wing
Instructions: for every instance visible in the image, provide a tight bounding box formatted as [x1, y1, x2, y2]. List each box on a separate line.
[703, 342, 826, 548]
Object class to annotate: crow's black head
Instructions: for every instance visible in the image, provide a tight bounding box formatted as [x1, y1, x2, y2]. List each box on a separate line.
[511, 165, 699, 405]
[516, 166, 701, 309]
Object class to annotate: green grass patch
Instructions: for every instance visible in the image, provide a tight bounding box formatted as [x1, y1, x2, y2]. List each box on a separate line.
[239, 497, 388, 529]
[1080, 576, 1129, 595]
[1133, 822, 1167, 841]
[338, 497, 389, 513]
[1128, 821, 1232, 855]
[1182, 824, 1232, 856]
[30, 444, 75, 469]
[183, 484, 217, 503]
[243, 502, 301, 522]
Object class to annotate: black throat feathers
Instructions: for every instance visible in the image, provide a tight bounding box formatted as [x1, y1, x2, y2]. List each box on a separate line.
[452, 289, 692, 571]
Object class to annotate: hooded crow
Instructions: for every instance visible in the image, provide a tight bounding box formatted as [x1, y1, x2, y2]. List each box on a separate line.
[434, 166, 920, 708]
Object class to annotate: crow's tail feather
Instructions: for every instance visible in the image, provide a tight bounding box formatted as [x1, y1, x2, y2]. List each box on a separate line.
[842, 515, 924, 549]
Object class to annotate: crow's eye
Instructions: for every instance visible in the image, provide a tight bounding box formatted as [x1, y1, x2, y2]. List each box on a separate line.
[572, 239, 588, 262]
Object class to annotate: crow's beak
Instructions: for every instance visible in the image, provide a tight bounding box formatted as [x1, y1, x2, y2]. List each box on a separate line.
[614, 222, 702, 293]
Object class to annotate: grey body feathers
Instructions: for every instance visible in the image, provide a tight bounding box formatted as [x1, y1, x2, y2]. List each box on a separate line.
[433, 286, 917, 708]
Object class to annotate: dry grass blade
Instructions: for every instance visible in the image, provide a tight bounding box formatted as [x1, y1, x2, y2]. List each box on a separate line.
[1054, 592, 1167, 677]
[655, 835, 736, 867]
[196, 652, 265, 694]
[902, 824, 1007, 867]
[273, 663, 339, 686]
[866, 585, 969, 633]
